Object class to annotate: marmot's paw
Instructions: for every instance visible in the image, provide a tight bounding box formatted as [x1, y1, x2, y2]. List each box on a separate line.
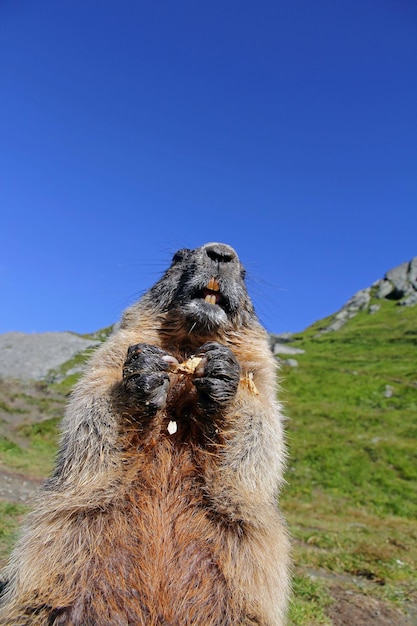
[193, 342, 240, 413]
[122, 343, 172, 415]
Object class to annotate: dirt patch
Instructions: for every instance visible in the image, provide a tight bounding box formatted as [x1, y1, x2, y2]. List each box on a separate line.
[0, 468, 43, 504]
[327, 585, 414, 625]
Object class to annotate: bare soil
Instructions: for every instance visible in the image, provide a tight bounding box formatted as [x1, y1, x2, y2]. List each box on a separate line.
[0, 468, 43, 504]
[327, 585, 416, 625]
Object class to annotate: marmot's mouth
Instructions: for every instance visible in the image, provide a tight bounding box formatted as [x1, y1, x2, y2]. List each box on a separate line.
[198, 277, 223, 306]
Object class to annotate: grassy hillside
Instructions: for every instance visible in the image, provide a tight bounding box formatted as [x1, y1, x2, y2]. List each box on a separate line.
[0, 301, 416, 623]
[281, 298, 417, 623]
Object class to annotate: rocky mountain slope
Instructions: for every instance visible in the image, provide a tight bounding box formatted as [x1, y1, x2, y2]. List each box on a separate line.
[271, 255, 417, 368]
[315, 255, 417, 334]
[0, 332, 100, 381]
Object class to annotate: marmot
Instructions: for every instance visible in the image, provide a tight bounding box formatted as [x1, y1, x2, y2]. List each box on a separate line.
[0, 242, 290, 625]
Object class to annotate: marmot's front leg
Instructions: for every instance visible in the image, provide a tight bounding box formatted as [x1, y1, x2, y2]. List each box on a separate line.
[193, 342, 240, 414]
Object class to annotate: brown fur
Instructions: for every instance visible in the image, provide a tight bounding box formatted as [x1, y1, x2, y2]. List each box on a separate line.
[0, 243, 290, 625]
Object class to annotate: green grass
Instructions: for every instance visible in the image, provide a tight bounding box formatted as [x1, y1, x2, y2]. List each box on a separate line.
[47, 346, 97, 394]
[288, 574, 333, 625]
[0, 416, 61, 477]
[281, 298, 417, 618]
[0, 502, 28, 564]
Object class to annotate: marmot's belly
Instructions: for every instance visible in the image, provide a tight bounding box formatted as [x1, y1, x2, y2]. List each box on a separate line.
[114, 447, 234, 623]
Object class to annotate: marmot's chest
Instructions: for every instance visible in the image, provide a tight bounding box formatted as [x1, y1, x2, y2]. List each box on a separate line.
[124, 438, 210, 508]
[121, 442, 227, 601]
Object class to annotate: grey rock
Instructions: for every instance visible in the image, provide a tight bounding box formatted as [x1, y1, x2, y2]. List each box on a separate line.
[320, 318, 347, 333]
[376, 279, 394, 299]
[0, 332, 99, 381]
[384, 385, 394, 398]
[344, 288, 371, 312]
[284, 359, 298, 368]
[398, 291, 417, 307]
[269, 333, 294, 350]
[409, 257, 417, 289]
[385, 261, 410, 298]
[376, 258, 417, 301]
[272, 343, 305, 356]
[274, 332, 294, 342]
[334, 310, 350, 321]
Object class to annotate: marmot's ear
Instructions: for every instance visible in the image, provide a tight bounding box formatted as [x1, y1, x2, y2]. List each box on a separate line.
[171, 248, 191, 265]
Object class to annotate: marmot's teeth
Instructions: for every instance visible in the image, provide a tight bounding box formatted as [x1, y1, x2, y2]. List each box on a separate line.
[205, 294, 217, 305]
[207, 277, 220, 291]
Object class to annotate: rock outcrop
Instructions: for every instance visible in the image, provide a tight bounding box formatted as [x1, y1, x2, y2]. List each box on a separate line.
[376, 257, 417, 306]
[269, 333, 305, 367]
[318, 256, 417, 334]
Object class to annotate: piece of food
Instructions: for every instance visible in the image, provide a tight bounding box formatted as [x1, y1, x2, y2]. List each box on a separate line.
[174, 356, 204, 375]
[240, 372, 259, 395]
[167, 420, 177, 435]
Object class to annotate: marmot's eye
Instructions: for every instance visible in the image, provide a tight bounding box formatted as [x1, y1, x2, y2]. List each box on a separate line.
[172, 248, 191, 264]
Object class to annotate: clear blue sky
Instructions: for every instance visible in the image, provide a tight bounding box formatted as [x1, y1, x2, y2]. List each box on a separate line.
[1, 0, 416, 335]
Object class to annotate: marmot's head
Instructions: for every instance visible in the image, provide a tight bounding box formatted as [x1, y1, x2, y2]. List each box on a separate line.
[146, 242, 256, 333]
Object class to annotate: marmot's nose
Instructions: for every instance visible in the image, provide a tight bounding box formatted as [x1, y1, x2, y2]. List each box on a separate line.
[203, 243, 238, 264]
